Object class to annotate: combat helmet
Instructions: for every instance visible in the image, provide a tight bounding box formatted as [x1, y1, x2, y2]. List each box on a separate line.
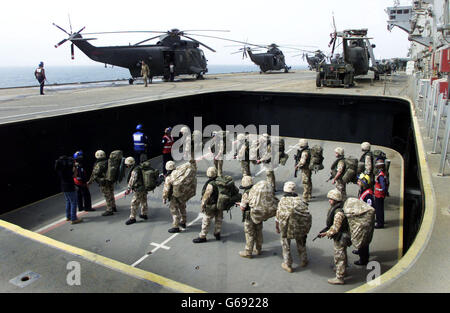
[206, 167, 218, 178]
[165, 161, 176, 171]
[361, 142, 371, 151]
[95, 150, 106, 159]
[299, 139, 308, 148]
[334, 147, 344, 156]
[283, 181, 296, 193]
[125, 157, 135, 166]
[327, 189, 343, 202]
[240, 175, 253, 188]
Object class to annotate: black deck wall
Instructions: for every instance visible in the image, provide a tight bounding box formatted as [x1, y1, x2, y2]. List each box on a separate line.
[0, 91, 421, 253]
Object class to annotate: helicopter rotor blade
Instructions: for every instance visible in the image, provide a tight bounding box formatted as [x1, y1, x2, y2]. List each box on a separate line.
[68, 14, 73, 34]
[71, 37, 97, 41]
[181, 29, 230, 33]
[71, 43, 75, 60]
[53, 23, 71, 36]
[81, 30, 166, 35]
[134, 34, 162, 46]
[184, 33, 265, 48]
[54, 38, 68, 48]
[75, 26, 86, 34]
[182, 35, 216, 52]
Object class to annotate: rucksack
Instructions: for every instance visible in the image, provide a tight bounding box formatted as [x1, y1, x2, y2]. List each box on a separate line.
[248, 180, 279, 224]
[106, 150, 125, 183]
[140, 160, 160, 192]
[276, 196, 312, 239]
[342, 157, 358, 184]
[342, 198, 375, 249]
[278, 138, 289, 166]
[215, 175, 242, 212]
[171, 162, 197, 202]
[309, 145, 324, 172]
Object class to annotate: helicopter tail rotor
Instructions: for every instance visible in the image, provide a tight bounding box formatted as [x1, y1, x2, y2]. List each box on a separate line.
[53, 20, 95, 60]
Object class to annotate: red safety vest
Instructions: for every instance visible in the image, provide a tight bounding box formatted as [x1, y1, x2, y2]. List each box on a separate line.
[162, 134, 174, 154]
[374, 170, 386, 198]
[359, 188, 373, 202]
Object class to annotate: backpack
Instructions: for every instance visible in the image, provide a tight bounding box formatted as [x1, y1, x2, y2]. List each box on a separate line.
[276, 196, 312, 239]
[309, 145, 324, 172]
[215, 175, 242, 212]
[342, 198, 375, 249]
[342, 157, 358, 184]
[106, 150, 125, 183]
[171, 162, 197, 202]
[248, 180, 279, 224]
[140, 160, 160, 192]
[278, 138, 289, 166]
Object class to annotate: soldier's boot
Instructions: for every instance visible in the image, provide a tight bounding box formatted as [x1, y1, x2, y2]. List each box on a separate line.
[354, 260, 368, 266]
[102, 211, 114, 216]
[253, 248, 262, 255]
[281, 263, 293, 273]
[180, 223, 187, 229]
[125, 218, 136, 225]
[239, 251, 252, 259]
[327, 277, 345, 285]
[139, 214, 148, 220]
[168, 227, 180, 233]
[112, 207, 118, 212]
[214, 233, 221, 240]
[193, 237, 207, 243]
[299, 259, 309, 268]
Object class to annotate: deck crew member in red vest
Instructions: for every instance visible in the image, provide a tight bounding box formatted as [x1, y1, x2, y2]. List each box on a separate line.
[374, 158, 387, 229]
[161, 127, 174, 176]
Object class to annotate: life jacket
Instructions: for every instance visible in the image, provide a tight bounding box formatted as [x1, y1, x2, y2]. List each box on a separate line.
[359, 188, 374, 206]
[133, 131, 147, 152]
[374, 170, 387, 198]
[162, 134, 174, 154]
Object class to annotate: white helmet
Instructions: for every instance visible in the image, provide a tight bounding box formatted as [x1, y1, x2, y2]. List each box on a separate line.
[334, 147, 344, 156]
[165, 161, 175, 171]
[327, 189, 342, 201]
[283, 181, 296, 193]
[95, 150, 106, 159]
[125, 157, 135, 166]
[299, 139, 308, 148]
[361, 142, 371, 151]
[206, 166, 218, 178]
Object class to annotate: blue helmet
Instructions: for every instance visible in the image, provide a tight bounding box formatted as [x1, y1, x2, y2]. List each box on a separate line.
[73, 150, 83, 160]
[39, 62, 44, 67]
[136, 124, 143, 131]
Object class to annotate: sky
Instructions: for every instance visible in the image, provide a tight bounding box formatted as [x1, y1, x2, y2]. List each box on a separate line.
[0, 0, 412, 67]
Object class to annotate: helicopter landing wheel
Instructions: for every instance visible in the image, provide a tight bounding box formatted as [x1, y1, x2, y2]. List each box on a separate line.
[196, 74, 204, 80]
[128, 78, 134, 85]
[284, 68, 289, 73]
[316, 73, 322, 87]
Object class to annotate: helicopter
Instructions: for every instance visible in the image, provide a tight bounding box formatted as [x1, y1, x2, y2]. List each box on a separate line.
[299, 50, 327, 71]
[230, 42, 303, 73]
[53, 23, 231, 83]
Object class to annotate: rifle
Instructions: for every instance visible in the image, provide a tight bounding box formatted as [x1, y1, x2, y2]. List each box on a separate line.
[294, 150, 300, 178]
[326, 172, 334, 182]
[312, 226, 330, 241]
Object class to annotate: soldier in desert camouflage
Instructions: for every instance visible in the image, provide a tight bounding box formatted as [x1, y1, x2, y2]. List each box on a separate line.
[295, 139, 312, 202]
[238, 175, 263, 258]
[235, 133, 251, 177]
[87, 150, 117, 216]
[193, 167, 223, 243]
[276, 181, 312, 273]
[330, 147, 347, 200]
[256, 134, 276, 192]
[162, 161, 187, 233]
[318, 189, 351, 285]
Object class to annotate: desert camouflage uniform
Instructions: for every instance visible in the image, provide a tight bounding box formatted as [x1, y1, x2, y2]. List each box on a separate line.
[163, 171, 187, 228]
[241, 191, 263, 254]
[276, 194, 311, 267]
[141, 62, 150, 87]
[296, 148, 312, 201]
[360, 151, 374, 186]
[128, 167, 148, 219]
[259, 141, 275, 192]
[237, 140, 251, 177]
[211, 137, 224, 176]
[326, 205, 349, 280]
[88, 158, 116, 212]
[199, 181, 223, 238]
[334, 159, 347, 200]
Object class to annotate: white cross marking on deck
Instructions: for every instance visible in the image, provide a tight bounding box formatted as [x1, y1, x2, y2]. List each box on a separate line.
[131, 213, 203, 268]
